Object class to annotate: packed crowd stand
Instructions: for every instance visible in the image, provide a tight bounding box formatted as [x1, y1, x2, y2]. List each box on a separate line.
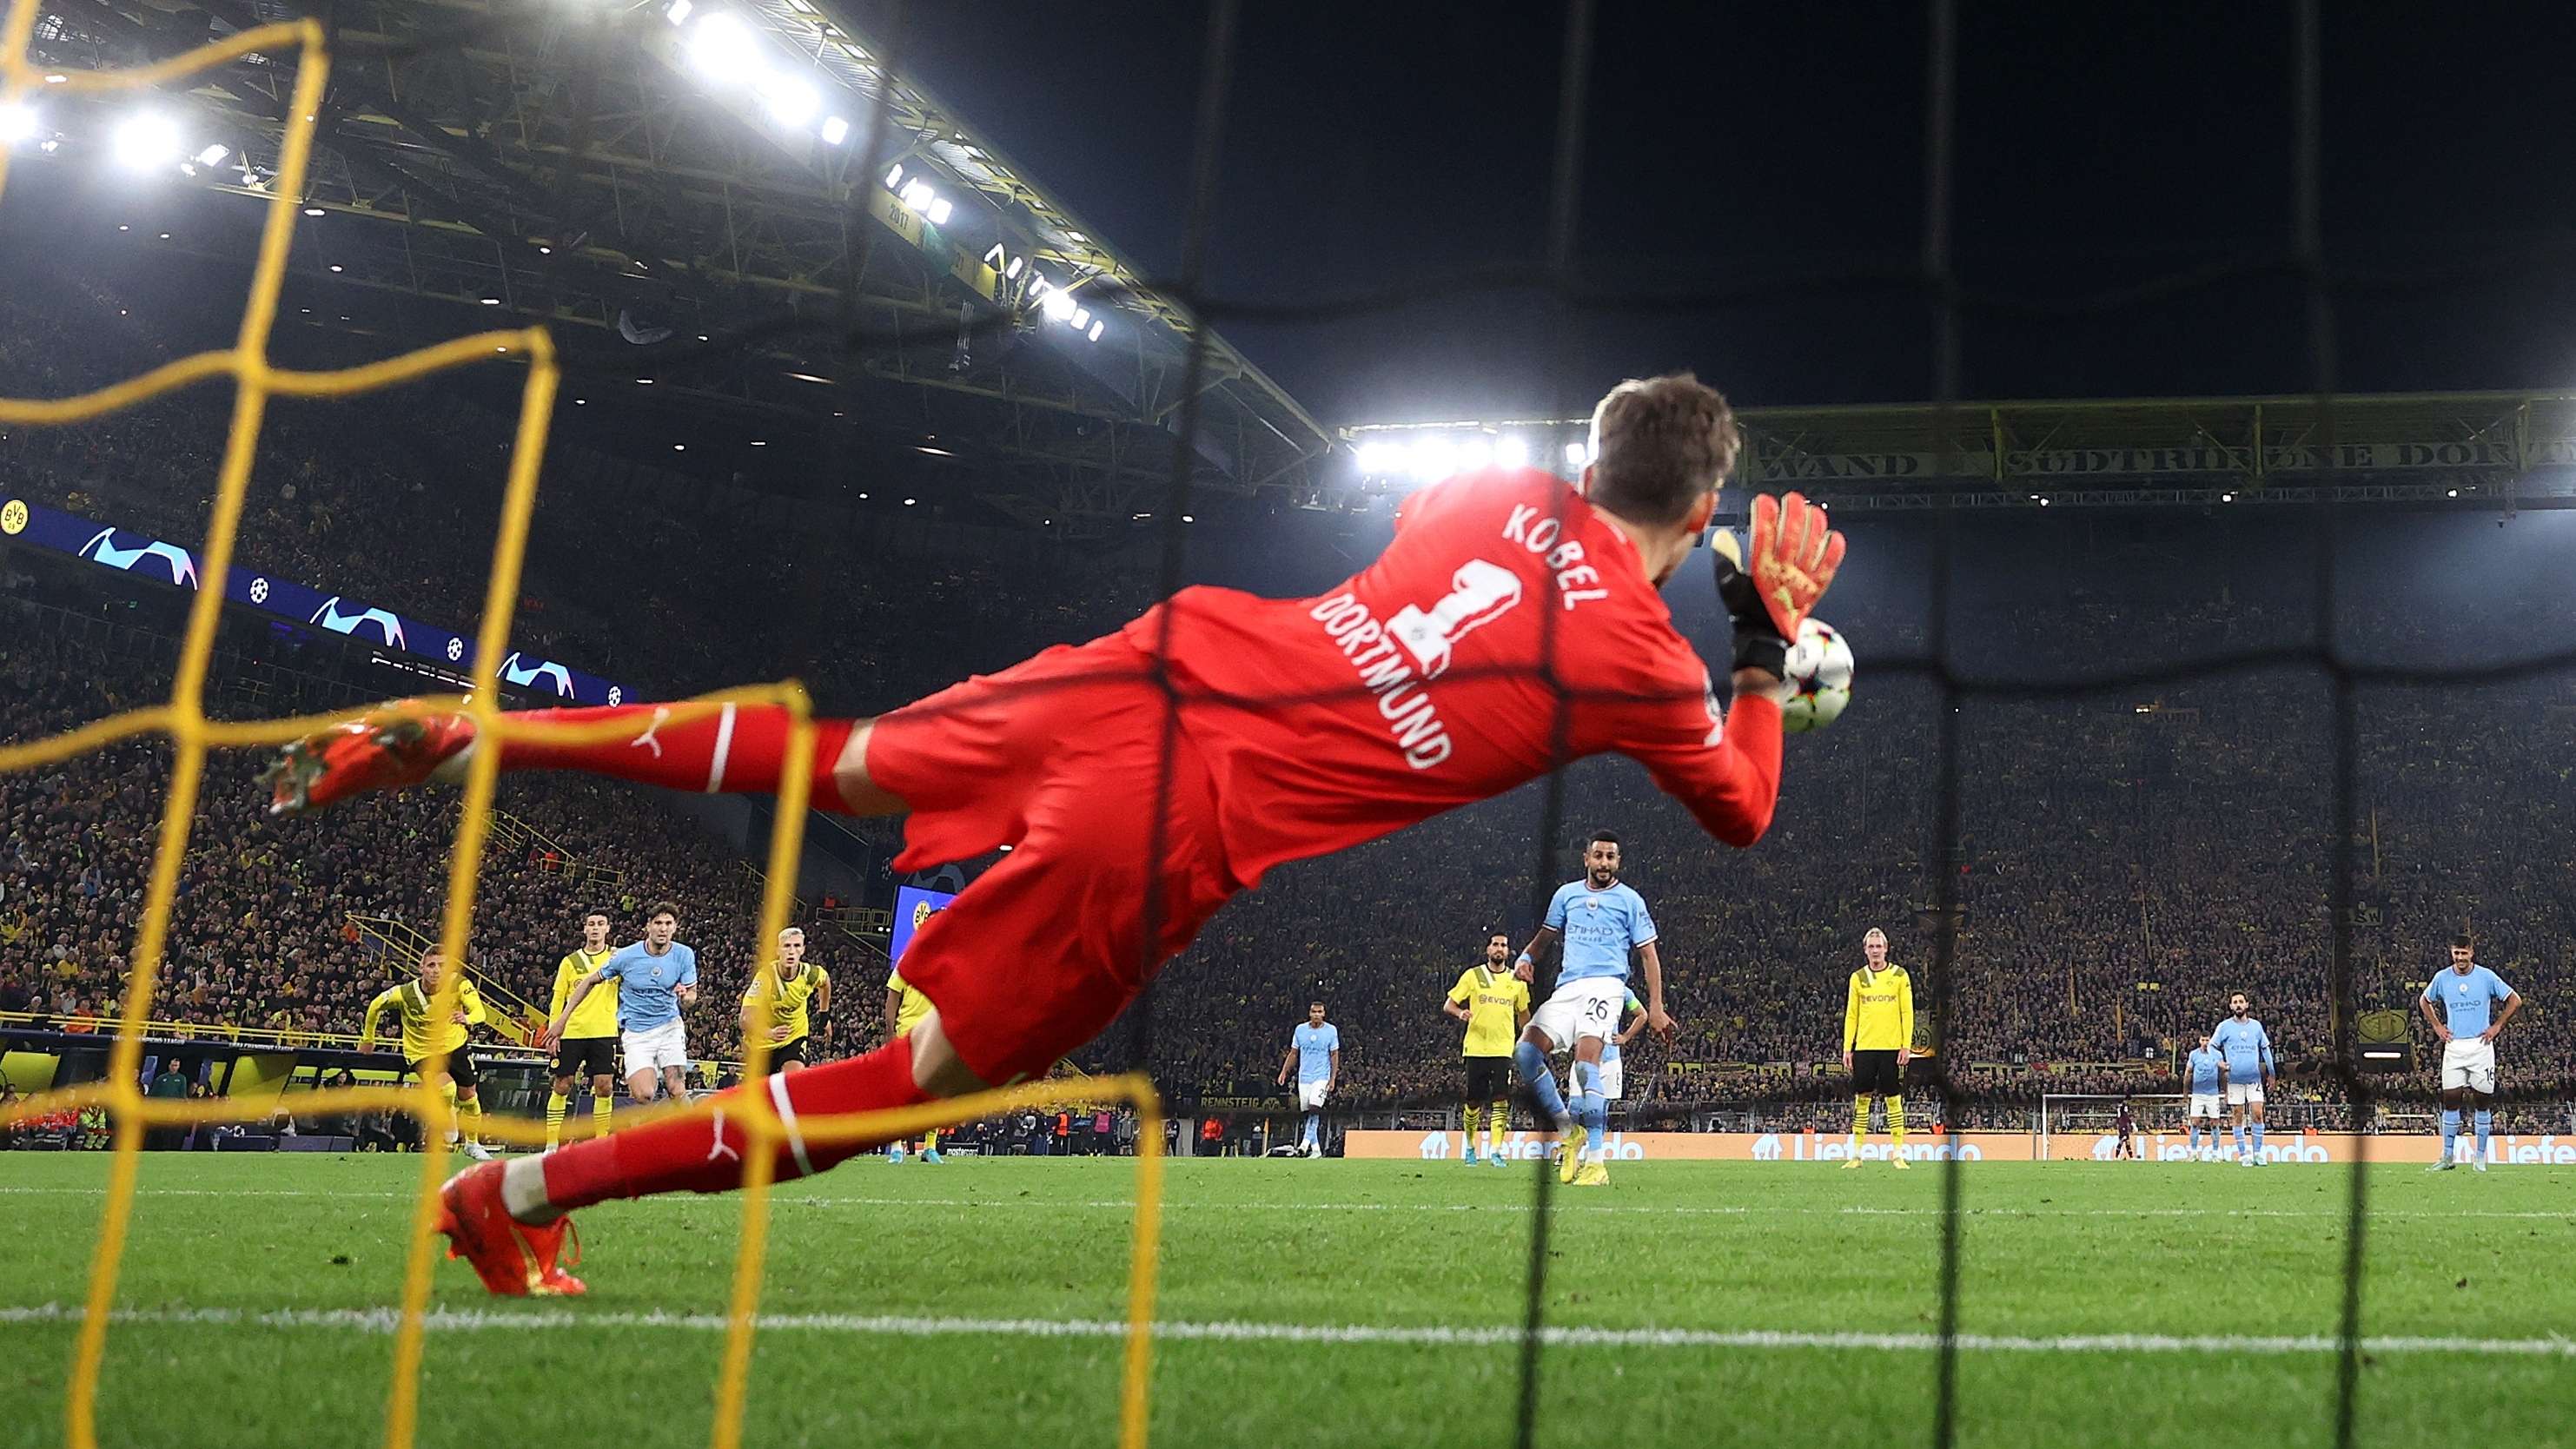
[5, 274, 2575, 1135]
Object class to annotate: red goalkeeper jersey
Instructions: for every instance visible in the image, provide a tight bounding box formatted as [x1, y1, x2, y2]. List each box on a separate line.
[1122, 466, 1784, 887]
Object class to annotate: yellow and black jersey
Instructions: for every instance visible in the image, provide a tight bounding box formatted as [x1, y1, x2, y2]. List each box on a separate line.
[549, 948, 619, 1038]
[885, 968, 935, 1038]
[1447, 966, 1530, 1058]
[743, 963, 831, 1043]
[1843, 965, 1915, 1053]
[364, 977, 487, 1062]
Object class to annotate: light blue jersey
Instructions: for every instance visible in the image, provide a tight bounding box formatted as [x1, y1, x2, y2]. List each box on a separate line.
[1293, 1022, 1340, 1083]
[2209, 1016, 2274, 1083]
[600, 941, 698, 1031]
[2186, 1046, 2224, 1095]
[1544, 879, 1658, 985]
[1600, 991, 1646, 1066]
[2423, 964, 2513, 1039]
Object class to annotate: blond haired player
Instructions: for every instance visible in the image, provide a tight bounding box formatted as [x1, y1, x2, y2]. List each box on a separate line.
[1840, 928, 1914, 1169]
[542, 910, 619, 1148]
[884, 963, 940, 1162]
[1443, 932, 1529, 1165]
[363, 949, 493, 1161]
[741, 926, 832, 1072]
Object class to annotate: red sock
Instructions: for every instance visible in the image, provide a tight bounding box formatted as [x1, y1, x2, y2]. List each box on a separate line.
[493, 704, 857, 811]
[540, 1036, 935, 1210]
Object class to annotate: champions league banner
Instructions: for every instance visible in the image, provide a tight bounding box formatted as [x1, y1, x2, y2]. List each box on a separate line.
[0, 496, 628, 707]
[890, 885, 958, 967]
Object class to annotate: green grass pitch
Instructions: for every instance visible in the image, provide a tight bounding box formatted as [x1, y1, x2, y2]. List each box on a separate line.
[3, 1151, 2572, 1448]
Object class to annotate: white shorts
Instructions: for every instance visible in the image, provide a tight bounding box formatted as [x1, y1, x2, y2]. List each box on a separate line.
[621, 1019, 690, 1074]
[1296, 1079, 1330, 1111]
[1529, 976, 1626, 1051]
[2188, 1093, 2223, 1120]
[2224, 1081, 2265, 1107]
[2440, 1038, 2498, 1095]
[1599, 1056, 1625, 1102]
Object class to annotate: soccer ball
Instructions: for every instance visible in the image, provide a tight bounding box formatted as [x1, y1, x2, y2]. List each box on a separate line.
[1780, 618, 1853, 733]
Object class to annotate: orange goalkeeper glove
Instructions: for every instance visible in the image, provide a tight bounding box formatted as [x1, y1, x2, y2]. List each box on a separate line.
[1711, 491, 1844, 678]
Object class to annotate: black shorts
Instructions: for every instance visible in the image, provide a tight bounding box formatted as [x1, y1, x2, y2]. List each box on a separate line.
[1465, 1055, 1511, 1101]
[771, 1036, 808, 1069]
[1851, 1049, 1903, 1095]
[408, 1051, 479, 1092]
[554, 1035, 618, 1081]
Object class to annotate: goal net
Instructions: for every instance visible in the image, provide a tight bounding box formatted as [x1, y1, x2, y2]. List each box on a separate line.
[2037, 1094, 2190, 1160]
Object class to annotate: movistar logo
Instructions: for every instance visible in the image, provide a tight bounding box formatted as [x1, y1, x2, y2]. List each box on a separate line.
[500, 652, 574, 697]
[308, 596, 406, 648]
[77, 528, 197, 589]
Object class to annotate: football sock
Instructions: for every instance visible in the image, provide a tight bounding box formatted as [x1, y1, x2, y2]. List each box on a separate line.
[924, 1128, 939, 1154]
[1886, 1095, 1907, 1150]
[1573, 1062, 1606, 1161]
[2473, 1109, 2493, 1163]
[456, 1094, 483, 1147]
[1302, 1113, 1320, 1148]
[2186, 1124, 2201, 1153]
[497, 704, 859, 811]
[1463, 1102, 1484, 1150]
[593, 1094, 615, 1139]
[437, 1079, 460, 1143]
[1513, 1042, 1569, 1128]
[1852, 1094, 1871, 1148]
[545, 1091, 570, 1149]
[2249, 1121, 2264, 1155]
[2233, 1123, 2247, 1155]
[529, 1034, 932, 1217]
[1487, 1101, 1508, 1155]
[2440, 1108, 2460, 1159]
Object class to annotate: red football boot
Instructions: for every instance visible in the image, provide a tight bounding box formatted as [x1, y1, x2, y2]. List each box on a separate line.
[434, 1161, 537, 1297]
[518, 1216, 587, 1297]
[262, 705, 478, 816]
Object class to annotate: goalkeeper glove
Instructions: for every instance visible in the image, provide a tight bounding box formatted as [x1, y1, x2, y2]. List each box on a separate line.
[1711, 490, 1844, 678]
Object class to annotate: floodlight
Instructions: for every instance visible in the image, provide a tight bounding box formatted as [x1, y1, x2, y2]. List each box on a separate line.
[899, 178, 934, 213]
[110, 112, 183, 172]
[686, 12, 761, 83]
[759, 73, 819, 129]
[1412, 438, 1458, 482]
[1496, 435, 1531, 469]
[926, 196, 952, 226]
[1071, 307, 1090, 330]
[1040, 288, 1076, 321]
[884, 162, 904, 189]
[1355, 441, 1400, 475]
[1004, 255, 1025, 280]
[1458, 437, 1493, 471]
[194, 143, 228, 167]
[1087, 320, 1104, 342]
[0, 103, 40, 144]
[820, 115, 849, 145]
[1562, 440, 1589, 466]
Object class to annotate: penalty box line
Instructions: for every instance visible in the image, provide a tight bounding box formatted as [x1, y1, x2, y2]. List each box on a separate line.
[3, 1304, 2573, 1360]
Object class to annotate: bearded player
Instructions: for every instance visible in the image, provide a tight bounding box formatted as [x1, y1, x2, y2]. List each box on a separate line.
[261, 373, 1841, 1297]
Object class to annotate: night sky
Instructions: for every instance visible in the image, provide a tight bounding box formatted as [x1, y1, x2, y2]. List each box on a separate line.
[861, 2, 2576, 426]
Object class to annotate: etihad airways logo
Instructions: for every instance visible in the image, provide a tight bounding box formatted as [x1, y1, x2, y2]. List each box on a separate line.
[308, 597, 407, 649]
[78, 528, 198, 589]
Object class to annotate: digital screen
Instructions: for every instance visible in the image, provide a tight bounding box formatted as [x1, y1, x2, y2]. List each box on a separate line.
[0, 496, 629, 707]
[890, 885, 958, 967]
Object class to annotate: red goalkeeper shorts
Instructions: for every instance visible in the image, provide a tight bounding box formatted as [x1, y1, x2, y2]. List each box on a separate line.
[863, 632, 1238, 1086]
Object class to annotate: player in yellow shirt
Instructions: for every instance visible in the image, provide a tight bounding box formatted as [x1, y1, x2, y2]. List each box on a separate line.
[884, 964, 940, 1162]
[741, 926, 833, 1072]
[362, 949, 492, 1160]
[1840, 927, 1916, 1169]
[1442, 932, 1530, 1166]
[543, 910, 622, 1149]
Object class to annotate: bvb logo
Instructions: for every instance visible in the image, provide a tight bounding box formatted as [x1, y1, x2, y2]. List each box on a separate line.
[0, 499, 26, 535]
[913, 900, 941, 931]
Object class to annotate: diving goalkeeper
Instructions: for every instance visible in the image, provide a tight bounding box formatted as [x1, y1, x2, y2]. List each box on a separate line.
[262, 373, 1844, 1297]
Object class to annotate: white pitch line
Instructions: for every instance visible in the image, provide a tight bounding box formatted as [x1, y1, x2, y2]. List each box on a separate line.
[2, 1303, 2571, 1360]
[1, 1185, 2568, 1221]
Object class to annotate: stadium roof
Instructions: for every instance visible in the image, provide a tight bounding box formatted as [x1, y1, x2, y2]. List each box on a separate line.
[1345, 392, 2576, 513]
[11, 0, 1336, 540]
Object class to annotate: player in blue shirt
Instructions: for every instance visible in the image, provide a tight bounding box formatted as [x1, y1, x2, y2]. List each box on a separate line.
[2208, 993, 2275, 1165]
[553, 902, 701, 1108]
[2419, 934, 2522, 1172]
[1275, 1002, 1341, 1159]
[1510, 830, 1672, 1188]
[2183, 1036, 2226, 1161]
